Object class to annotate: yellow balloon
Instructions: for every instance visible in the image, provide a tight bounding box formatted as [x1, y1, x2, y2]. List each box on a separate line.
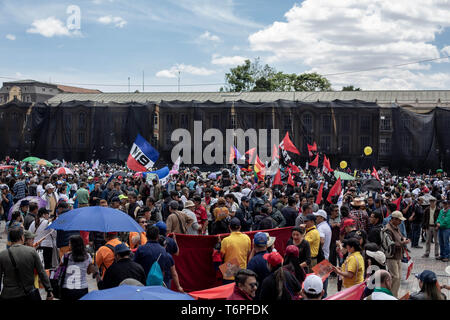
[364, 146, 373, 156]
[340, 161, 347, 169]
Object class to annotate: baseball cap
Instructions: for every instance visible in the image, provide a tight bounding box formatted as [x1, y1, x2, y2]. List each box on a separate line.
[415, 270, 437, 284]
[304, 214, 316, 222]
[365, 250, 386, 266]
[285, 245, 300, 258]
[118, 194, 128, 200]
[114, 243, 131, 254]
[253, 232, 268, 246]
[313, 209, 327, 220]
[343, 219, 356, 228]
[155, 221, 167, 233]
[391, 210, 406, 221]
[303, 275, 323, 295]
[263, 251, 283, 267]
[24, 230, 36, 240]
[230, 217, 241, 228]
[45, 183, 55, 190]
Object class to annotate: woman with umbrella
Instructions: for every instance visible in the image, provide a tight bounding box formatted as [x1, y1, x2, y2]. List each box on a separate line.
[29, 208, 57, 269]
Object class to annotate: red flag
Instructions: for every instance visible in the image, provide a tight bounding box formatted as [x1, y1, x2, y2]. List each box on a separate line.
[327, 177, 342, 203]
[323, 155, 333, 173]
[228, 145, 235, 164]
[288, 163, 300, 174]
[272, 144, 279, 161]
[280, 132, 300, 155]
[316, 182, 324, 205]
[272, 169, 282, 186]
[325, 282, 366, 300]
[287, 172, 295, 187]
[393, 196, 402, 211]
[245, 147, 257, 164]
[309, 154, 319, 167]
[372, 166, 380, 181]
[308, 142, 317, 157]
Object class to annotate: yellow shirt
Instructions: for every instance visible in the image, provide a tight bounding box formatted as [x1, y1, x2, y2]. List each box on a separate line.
[305, 226, 321, 258]
[342, 251, 365, 288]
[220, 231, 251, 280]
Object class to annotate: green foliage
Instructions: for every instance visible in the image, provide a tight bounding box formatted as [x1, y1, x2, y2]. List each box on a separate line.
[221, 58, 332, 92]
[342, 85, 361, 91]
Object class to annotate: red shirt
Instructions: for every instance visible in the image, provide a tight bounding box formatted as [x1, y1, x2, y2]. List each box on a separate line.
[195, 205, 208, 223]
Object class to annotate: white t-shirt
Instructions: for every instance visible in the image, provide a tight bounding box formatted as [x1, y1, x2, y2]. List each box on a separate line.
[365, 291, 398, 300]
[62, 254, 92, 290]
[317, 221, 332, 260]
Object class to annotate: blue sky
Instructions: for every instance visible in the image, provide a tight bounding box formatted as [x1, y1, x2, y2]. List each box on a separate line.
[1, 0, 450, 92]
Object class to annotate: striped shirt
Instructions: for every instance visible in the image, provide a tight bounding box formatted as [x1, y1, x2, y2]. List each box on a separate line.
[12, 180, 27, 201]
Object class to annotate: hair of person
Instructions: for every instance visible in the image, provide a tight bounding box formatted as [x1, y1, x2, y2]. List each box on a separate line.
[9, 227, 24, 243]
[261, 206, 269, 215]
[288, 197, 296, 206]
[273, 265, 286, 300]
[29, 202, 39, 212]
[302, 203, 311, 212]
[170, 190, 179, 197]
[387, 203, 397, 212]
[158, 234, 167, 247]
[147, 197, 155, 204]
[69, 235, 88, 262]
[292, 226, 305, 235]
[340, 206, 349, 217]
[422, 280, 444, 300]
[330, 204, 339, 211]
[193, 195, 202, 203]
[371, 210, 383, 223]
[11, 211, 21, 222]
[234, 269, 257, 285]
[283, 254, 305, 283]
[377, 270, 391, 285]
[303, 290, 322, 300]
[217, 197, 226, 206]
[230, 223, 240, 232]
[146, 225, 160, 240]
[127, 192, 137, 199]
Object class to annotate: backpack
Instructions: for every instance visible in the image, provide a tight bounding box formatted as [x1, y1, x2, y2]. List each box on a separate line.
[379, 227, 396, 259]
[146, 253, 165, 286]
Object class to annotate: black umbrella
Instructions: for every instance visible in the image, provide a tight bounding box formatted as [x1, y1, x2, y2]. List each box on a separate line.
[51, 159, 62, 165]
[360, 179, 382, 192]
[113, 170, 127, 177]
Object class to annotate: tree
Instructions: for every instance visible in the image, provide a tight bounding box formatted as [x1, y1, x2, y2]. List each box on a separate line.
[342, 85, 361, 91]
[221, 59, 332, 92]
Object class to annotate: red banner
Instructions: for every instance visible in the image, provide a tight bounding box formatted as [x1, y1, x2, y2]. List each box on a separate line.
[172, 227, 293, 292]
[324, 282, 366, 300]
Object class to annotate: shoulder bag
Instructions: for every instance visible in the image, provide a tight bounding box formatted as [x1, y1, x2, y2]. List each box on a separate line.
[7, 248, 42, 301]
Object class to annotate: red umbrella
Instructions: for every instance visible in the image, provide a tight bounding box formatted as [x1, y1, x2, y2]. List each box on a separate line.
[0, 165, 14, 170]
[53, 167, 74, 175]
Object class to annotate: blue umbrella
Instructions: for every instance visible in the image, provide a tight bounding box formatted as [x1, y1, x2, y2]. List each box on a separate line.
[80, 285, 195, 300]
[46, 206, 144, 233]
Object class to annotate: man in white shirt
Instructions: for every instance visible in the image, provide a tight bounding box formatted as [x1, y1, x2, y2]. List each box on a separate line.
[314, 210, 332, 260]
[364, 270, 398, 300]
[182, 201, 200, 235]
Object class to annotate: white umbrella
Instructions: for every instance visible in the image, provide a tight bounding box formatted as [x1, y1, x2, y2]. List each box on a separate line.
[53, 167, 74, 175]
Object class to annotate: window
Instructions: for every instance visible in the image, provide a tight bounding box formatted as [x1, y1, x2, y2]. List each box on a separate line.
[78, 132, 85, 145]
[380, 137, 391, 155]
[180, 114, 188, 128]
[212, 114, 220, 128]
[380, 115, 392, 131]
[64, 114, 72, 128]
[302, 113, 313, 133]
[320, 135, 331, 152]
[360, 115, 371, 133]
[360, 136, 370, 150]
[79, 112, 86, 129]
[340, 136, 350, 154]
[231, 114, 237, 129]
[402, 135, 412, 155]
[153, 113, 158, 126]
[321, 115, 332, 133]
[166, 114, 173, 130]
[401, 115, 411, 130]
[284, 115, 292, 131]
[340, 115, 351, 134]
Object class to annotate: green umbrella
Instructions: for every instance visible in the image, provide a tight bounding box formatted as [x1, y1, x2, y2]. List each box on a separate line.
[436, 169, 443, 173]
[22, 156, 40, 163]
[334, 170, 356, 181]
[36, 159, 54, 167]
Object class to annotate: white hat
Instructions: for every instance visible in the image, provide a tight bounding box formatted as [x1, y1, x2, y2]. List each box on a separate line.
[45, 183, 55, 190]
[313, 209, 327, 220]
[303, 275, 323, 295]
[365, 250, 386, 266]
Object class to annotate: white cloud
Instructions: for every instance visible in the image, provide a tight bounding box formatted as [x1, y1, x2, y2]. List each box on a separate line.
[98, 15, 127, 28]
[442, 46, 450, 57]
[199, 31, 221, 42]
[156, 64, 216, 78]
[26, 17, 72, 37]
[6, 34, 16, 40]
[211, 54, 248, 66]
[248, 0, 450, 89]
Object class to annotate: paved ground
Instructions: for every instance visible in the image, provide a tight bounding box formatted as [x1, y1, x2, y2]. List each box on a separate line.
[1, 221, 449, 299]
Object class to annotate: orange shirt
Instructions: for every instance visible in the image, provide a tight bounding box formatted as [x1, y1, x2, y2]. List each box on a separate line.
[129, 232, 147, 250]
[95, 238, 125, 278]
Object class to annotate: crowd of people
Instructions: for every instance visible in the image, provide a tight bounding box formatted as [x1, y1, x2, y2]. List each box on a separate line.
[0, 157, 449, 301]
